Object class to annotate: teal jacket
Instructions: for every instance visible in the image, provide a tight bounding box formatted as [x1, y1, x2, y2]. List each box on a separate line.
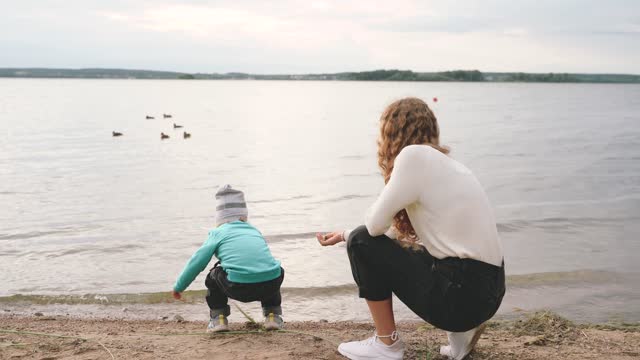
[173, 221, 281, 292]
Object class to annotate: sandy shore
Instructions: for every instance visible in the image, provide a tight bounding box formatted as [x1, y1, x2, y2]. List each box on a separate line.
[1, 312, 639, 359]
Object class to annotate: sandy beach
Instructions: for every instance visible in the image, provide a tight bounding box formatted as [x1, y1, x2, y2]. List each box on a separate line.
[1, 311, 638, 359]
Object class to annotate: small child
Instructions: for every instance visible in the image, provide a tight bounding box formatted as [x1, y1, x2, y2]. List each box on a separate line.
[172, 184, 284, 333]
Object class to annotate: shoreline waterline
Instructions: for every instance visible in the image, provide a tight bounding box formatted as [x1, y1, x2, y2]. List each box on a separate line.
[1, 269, 638, 324]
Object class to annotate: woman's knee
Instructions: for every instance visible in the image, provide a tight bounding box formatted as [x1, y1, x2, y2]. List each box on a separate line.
[346, 225, 370, 252]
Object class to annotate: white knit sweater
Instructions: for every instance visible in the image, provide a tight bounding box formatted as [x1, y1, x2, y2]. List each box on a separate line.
[346, 145, 503, 267]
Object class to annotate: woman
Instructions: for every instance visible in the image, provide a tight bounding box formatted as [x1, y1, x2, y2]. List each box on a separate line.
[317, 97, 505, 360]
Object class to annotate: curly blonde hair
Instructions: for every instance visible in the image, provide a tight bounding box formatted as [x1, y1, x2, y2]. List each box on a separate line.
[377, 97, 449, 245]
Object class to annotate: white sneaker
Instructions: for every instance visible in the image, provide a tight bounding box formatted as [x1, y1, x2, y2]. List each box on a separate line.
[263, 313, 284, 331]
[338, 332, 404, 360]
[439, 323, 486, 360]
[206, 314, 229, 333]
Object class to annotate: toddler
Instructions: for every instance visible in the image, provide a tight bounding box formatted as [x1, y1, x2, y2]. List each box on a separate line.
[172, 184, 284, 332]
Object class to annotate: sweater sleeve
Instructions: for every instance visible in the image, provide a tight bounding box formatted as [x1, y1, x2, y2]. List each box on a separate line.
[364, 146, 423, 236]
[343, 226, 397, 242]
[173, 231, 220, 292]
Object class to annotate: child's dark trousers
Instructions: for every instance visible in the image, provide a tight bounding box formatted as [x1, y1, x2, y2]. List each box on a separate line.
[204, 264, 284, 318]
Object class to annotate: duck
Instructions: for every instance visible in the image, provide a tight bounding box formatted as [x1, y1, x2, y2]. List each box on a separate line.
[183, 131, 191, 139]
[146, 115, 155, 119]
[112, 131, 123, 137]
[161, 132, 170, 140]
[163, 114, 172, 118]
[173, 123, 183, 129]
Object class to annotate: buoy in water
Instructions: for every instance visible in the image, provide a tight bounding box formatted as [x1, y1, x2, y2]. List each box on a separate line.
[433, 97, 438, 103]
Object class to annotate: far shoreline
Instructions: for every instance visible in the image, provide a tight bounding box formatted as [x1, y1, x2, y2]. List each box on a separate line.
[4, 77, 640, 86]
[2, 68, 640, 84]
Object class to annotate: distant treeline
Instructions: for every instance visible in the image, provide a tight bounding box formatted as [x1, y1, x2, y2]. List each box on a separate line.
[0, 68, 184, 79]
[1, 68, 639, 83]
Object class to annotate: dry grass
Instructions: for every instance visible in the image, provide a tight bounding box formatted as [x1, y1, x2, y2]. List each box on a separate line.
[512, 311, 578, 345]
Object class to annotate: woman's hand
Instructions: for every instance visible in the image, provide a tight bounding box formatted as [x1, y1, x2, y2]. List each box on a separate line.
[316, 231, 345, 246]
[172, 290, 182, 300]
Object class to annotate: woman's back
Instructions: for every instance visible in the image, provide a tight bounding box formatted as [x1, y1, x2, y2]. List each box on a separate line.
[366, 145, 503, 266]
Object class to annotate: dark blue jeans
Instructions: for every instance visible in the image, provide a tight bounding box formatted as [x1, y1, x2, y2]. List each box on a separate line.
[347, 225, 505, 332]
[205, 264, 284, 318]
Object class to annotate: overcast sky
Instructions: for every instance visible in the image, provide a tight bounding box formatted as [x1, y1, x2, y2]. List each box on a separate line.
[1, 0, 639, 74]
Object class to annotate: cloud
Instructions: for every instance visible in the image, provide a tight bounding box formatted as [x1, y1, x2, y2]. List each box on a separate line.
[597, 23, 640, 35]
[99, 3, 370, 52]
[502, 28, 529, 37]
[1, 0, 639, 73]
[311, 1, 331, 11]
[125, 6, 280, 38]
[99, 11, 131, 22]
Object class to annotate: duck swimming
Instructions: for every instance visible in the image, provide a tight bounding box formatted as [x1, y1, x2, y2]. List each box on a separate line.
[161, 132, 169, 140]
[163, 114, 172, 118]
[146, 115, 155, 119]
[112, 131, 123, 137]
[173, 123, 183, 129]
[183, 131, 191, 139]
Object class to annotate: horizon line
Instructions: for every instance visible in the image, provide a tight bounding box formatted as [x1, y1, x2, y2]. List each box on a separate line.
[1, 66, 639, 77]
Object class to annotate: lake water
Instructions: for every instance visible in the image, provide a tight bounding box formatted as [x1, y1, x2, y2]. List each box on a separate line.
[1, 79, 639, 323]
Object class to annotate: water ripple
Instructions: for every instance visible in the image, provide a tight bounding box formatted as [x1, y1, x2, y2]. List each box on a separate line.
[0, 228, 78, 241]
[250, 195, 312, 204]
[497, 216, 634, 233]
[307, 194, 373, 204]
[265, 232, 319, 242]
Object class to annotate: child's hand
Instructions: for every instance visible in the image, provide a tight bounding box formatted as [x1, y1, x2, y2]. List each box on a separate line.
[172, 290, 182, 300]
[316, 231, 345, 246]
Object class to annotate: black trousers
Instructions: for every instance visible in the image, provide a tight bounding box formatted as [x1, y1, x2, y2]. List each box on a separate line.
[347, 225, 505, 332]
[204, 264, 284, 317]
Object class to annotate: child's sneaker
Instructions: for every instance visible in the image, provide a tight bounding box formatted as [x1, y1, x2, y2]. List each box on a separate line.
[338, 331, 404, 360]
[206, 314, 229, 333]
[263, 312, 284, 330]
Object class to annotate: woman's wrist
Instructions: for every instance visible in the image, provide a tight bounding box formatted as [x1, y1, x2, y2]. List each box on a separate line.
[342, 229, 351, 242]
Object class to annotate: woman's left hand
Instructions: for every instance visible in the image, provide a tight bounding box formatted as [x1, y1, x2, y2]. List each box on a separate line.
[316, 231, 345, 246]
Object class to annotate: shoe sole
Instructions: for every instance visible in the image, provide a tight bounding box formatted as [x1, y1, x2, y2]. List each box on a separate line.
[460, 323, 487, 359]
[338, 346, 364, 360]
[337, 345, 402, 360]
[337, 346, 353, 359]
[264, 323, 282, 331]
[206, 325, 229, 334]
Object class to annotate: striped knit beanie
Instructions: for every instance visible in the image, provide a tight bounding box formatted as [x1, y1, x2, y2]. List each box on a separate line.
[215, 184, 248, 225]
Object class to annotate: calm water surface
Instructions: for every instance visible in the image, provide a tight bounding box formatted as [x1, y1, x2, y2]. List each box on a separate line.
[1, 79, 639, 322]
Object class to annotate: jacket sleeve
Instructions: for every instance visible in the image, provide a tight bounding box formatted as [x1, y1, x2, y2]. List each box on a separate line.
[173, 231, 220, 292]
